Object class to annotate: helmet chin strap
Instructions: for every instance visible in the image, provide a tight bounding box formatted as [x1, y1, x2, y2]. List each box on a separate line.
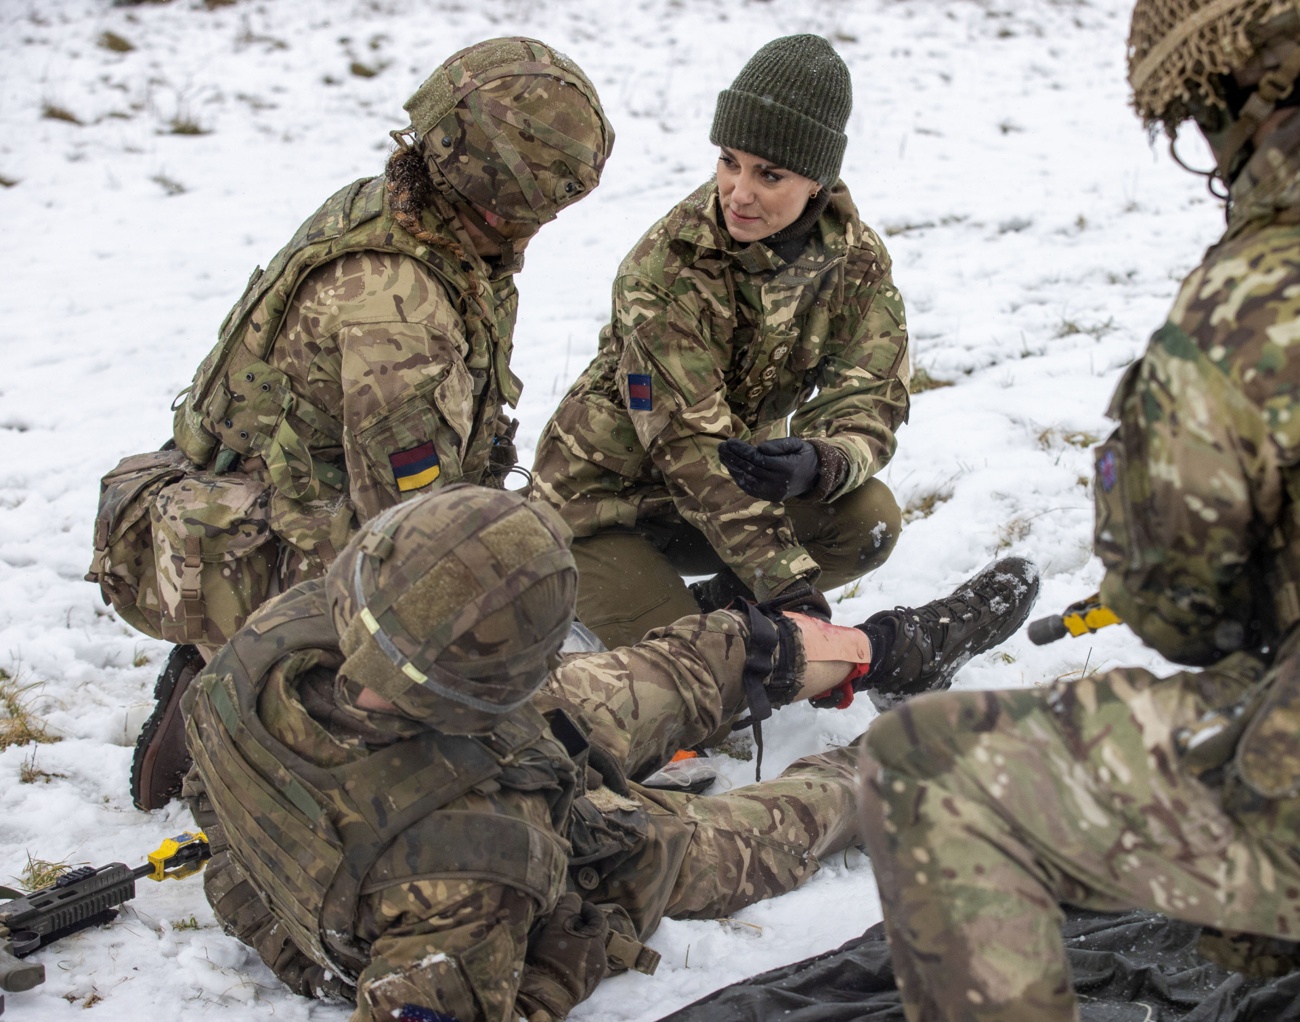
[1212, 41, 1300, 186]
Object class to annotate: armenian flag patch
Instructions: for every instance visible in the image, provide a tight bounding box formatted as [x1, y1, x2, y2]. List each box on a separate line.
[628, 373, 653, 411]
[389, 441, 440, 492]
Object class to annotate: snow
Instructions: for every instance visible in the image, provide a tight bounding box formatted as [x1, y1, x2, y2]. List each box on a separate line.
[0, 0, 1214, 1018]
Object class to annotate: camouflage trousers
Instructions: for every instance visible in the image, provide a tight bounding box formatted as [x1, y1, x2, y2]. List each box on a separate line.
[547, 611, 863, 936]
[190, 610, 862, 1004]
[858, 652, 1300, 1022]
[571, 477, 900, 649]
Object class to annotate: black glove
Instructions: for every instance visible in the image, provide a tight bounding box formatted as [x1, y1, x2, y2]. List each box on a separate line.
[516, 893, 610, 1020]
[719, 437, 820, 502]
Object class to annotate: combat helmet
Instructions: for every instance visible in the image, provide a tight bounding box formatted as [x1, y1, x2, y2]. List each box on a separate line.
[396, 37, 613, 241]
[325, 484, 578, 735]
[1129, 0, 1300, 181]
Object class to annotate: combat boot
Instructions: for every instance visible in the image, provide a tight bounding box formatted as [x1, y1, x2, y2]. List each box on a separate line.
[860, 557, 1039, 711]
[130, 643, 204, 811]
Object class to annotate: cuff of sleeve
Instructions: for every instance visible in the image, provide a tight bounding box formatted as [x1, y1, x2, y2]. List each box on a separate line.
[751, 547, 820, 602]
[804, 438, 851, 502]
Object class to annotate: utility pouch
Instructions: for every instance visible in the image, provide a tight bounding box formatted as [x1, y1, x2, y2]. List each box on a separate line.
[1236, 635, 1300, 799]
[86, 448, 195, 639]
[151, 473, 275, 646]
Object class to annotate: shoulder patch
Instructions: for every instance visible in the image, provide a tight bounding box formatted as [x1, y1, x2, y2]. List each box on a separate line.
[390, 441, 440, 492]
[627, 373, 653, 411]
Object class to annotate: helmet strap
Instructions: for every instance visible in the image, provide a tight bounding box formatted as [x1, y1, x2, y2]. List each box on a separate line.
[1213, 41, 1300, 185]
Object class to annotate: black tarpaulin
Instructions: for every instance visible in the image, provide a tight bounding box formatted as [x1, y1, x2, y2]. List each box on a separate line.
[656, 911, 1300, 1022]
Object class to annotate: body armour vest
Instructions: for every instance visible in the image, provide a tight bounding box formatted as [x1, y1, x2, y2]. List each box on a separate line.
[172, 176, 523, 502]
[184, 580, 573, 982]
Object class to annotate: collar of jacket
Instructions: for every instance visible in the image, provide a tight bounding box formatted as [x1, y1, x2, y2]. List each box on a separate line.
[1226, 110, 1300, 240]
[669, 180, 858, 277]
[420, 202, 527, 281]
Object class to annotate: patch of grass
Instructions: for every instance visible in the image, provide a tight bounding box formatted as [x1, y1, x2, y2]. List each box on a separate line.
[166, 115, 209, 136]
[1056, 316, 1115, 340]
[151, 172, 186, 196]
[173, 915, 203, 931]
[19, 749, 66, 785]
[997, 516, 1032, 550]
[41, 102, 81, 125]
[835, 578, 862, 604]
[16, 852, 77, 892]
[902, 486, 953, 524]
[910, 365, 954, 393]
[0, 176, 17, 189]
[97, 31, 134, 52]
[133, 649, 152, 668]
[82, 992, 103, 1009]
[884, 220, 935, 237]
[350, 61, 379, 78]
[1037, 426, 1100, 451]
[994, 651, 1017, 664]
[0, 669, 59, 750]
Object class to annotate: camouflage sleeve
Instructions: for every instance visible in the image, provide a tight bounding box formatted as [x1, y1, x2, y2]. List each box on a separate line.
[1095, 321, 1282, 665]
[788, 251, 910, 500]
[614, 273, 818, 600]
[546, 608, 753, 779]
[286, 251, 475, 524]
[352, 880, 535, 1022]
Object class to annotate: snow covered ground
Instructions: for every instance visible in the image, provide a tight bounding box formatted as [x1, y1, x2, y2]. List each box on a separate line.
[0, 0, 1224, 1018]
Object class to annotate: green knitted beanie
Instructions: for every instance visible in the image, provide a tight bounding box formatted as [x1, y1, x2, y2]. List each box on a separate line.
[710, 34, 851, 186]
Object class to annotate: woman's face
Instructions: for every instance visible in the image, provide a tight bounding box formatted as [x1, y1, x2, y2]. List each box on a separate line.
[716, 147, 820, 243]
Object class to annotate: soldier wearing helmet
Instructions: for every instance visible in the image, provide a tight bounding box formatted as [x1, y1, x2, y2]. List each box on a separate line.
[858, 3, 1300, 1019]
[180, 483, 1030, 1021]
[93, 38, 613, 811]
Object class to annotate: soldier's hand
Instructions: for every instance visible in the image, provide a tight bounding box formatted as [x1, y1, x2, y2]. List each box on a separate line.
[719, 437, 820, 502]
[516, 893, 610, 1020]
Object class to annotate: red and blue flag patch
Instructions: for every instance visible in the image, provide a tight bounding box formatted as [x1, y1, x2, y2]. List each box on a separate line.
[389, 441, 440, 493]
[628, 373, 653, 411]
[1097, 449, 1117, 492]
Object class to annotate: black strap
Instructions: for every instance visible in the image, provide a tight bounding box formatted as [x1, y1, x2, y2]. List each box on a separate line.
[730, 603, 781, 781]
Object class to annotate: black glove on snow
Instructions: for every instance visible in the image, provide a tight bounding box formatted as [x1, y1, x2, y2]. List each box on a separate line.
[719, 437, 820, 502]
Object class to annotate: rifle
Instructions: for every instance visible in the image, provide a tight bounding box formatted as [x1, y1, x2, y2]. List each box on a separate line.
[1028, 593, 1122, 645]
[0, 831, 210, 1015]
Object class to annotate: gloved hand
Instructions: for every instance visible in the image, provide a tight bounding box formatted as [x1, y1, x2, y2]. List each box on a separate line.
[719, 437, 820, 502]
[516, 893, 610, 1021]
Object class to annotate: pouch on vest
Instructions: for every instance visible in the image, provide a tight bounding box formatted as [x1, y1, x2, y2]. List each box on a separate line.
[151, 472, 275, 646]
[1236, 631, 1300, 799]
[86, 448, 194, 639]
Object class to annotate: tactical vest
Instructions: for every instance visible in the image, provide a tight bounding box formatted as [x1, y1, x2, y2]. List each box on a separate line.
[185, 581, 571, 982]
[172, 176, 523, 501]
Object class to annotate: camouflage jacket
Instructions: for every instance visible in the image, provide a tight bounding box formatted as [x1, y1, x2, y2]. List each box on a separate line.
[1095, 114, 1300, 666]
[531, 180, 910, 599]
[189, 580, 764, 1022]
[172, 176, 522, 574]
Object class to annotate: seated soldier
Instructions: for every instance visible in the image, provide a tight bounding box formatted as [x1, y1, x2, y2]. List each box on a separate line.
[183, 484, 1037, 1022]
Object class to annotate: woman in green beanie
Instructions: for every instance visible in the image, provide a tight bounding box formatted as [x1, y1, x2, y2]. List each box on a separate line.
[532, 34, 912, 649]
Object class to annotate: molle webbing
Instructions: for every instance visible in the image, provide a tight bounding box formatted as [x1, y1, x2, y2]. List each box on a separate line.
[186, 584, 561, 981]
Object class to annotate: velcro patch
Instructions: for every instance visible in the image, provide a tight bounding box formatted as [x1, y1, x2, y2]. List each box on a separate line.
[389, 441, 441, 492]
[1097, 449, 1117, 493]
[397, 1005, 457, 1022]
[628, 373, 652, 411]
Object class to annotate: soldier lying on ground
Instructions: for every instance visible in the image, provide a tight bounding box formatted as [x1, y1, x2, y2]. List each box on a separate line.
[859, 2, 1300, 1019]
[83, 37, 614, 809]
[530, 34, 911, 651]
[182, 484, 1038, 1022]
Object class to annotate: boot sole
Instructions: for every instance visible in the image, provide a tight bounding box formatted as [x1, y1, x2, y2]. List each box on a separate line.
[130, 644, 204, 811]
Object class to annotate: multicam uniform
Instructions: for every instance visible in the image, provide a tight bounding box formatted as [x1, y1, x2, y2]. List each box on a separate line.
[860, 110, 1300, 1021]
[185, 583, 859, 1022]
[531, 181, 910, 645]
[170, 174, 523, 592]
